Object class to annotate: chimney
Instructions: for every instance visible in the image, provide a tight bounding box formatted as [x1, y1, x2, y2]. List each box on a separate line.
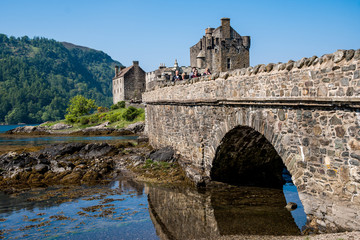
[115, 65, 119, 77]
[221, 18, 231, 39]
[133, 61, 139, 66]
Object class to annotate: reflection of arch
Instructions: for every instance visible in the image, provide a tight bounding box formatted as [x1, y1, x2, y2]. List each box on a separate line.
[211, 125, 286, 188]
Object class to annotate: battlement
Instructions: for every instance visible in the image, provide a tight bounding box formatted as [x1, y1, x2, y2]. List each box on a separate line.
[145, 49, 360, 95]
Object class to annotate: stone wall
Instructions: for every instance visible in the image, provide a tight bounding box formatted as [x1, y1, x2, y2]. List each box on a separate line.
[143, 49, 360, 231]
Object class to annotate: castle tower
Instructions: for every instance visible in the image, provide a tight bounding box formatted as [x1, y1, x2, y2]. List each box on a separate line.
[190, 18, 250, 72]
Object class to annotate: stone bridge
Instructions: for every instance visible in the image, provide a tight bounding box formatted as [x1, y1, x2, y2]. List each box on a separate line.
[143, 49, 360, 231]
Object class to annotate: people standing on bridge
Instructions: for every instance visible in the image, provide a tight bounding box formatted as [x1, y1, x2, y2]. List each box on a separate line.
[182, 72, 187, 80]
[191, 67, 201, 78]
[203, 68, 211, 75]
[172, 70, 182, 81]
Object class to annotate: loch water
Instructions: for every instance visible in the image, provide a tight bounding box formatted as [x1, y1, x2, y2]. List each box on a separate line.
[0, 125, 307, 239]
[0, 179, 306, 240]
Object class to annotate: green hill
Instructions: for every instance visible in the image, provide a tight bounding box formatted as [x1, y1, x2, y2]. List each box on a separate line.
[0, 34, 122, 124]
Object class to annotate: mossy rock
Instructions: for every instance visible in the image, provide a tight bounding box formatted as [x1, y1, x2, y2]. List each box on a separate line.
[60, 172, 83, 185]
[81, 170, 100, 183]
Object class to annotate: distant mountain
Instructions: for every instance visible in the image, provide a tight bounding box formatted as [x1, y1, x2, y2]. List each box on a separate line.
[0, 34, 122, 124]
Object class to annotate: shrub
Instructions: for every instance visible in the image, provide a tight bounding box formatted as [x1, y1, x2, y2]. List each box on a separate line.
[89, 114, 100, 124]
[65, 114, 78, 123]
[122, 106, 140, 121]
[97, 106, 109, 113]
[109, 113, 121, 123]
[80, 116, 90, 125]
[111, 101, 126, 110]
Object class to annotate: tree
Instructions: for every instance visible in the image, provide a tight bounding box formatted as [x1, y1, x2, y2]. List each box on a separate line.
[65, 95, 96, 122]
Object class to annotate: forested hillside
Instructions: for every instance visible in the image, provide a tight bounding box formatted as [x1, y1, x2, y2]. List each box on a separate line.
[0, 34, 122, 124]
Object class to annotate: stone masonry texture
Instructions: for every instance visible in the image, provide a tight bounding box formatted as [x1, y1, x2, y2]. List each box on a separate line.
[143, 49, 360, 232]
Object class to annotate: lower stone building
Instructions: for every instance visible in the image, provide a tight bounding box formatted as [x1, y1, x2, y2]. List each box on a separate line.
[112, 61, 145, 104]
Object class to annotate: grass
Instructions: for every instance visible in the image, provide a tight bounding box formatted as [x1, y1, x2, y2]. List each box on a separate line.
[142, 159, 172, 170]
[40, 107, 144, 130]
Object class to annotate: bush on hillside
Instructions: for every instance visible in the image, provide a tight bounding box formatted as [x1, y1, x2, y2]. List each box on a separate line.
[111, 101, 126, 110]
[80, 116, 90, 125]
[97, 106, 109, 113]
[122, 106, 142, 121]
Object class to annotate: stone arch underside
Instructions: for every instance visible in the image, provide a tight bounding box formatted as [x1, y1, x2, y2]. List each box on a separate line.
[210, 125, 287, 188]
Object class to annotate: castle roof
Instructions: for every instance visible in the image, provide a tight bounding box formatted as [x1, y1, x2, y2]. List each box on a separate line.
[197, 50, 206, 58]
[118, 66, 133, 77]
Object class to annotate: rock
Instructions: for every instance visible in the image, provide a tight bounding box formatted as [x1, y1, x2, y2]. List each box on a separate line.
[278, 109, 286, 121]
[220, 72, 229, 79]
[333, 50, 345, 63]
[137, 135, 149, 143]
[79, 143, 115, 159]
[354, 49, 360, 60]
[129, 155, 144, 162]
[5, 126, 49, 135]
[60, 172, 83, 184]
[81, 170, 100, 182]
[335, 126, 345, 138]
[329, 115, 342, 125]
[124, 121, 145, 134]
[40, 143, 87, 157]
[345, 49, 355, 61]
[149, 146, 175, 162]
[295, 57, 306, 68]
[34, 164, 49, 174]
[265, 63, 274, 72]
[291, 86, 299, 96]
[286, 61, 294, 71]
[277, 63, 286, 71]
[50, 123, 72, 130]
[285, 202, 297, 210]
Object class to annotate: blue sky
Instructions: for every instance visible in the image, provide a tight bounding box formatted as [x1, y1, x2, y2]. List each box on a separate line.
[1, 0, 359, 72]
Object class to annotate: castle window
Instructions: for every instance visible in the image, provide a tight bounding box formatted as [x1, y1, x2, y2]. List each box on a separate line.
[200, 41, 202, 50]
[216, 38, 219, 45]
[227, 58, 231, 69]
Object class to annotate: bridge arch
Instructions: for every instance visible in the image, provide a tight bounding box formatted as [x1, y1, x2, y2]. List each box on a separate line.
[210, 125, 287, 188]
[203, 108, 303, 190]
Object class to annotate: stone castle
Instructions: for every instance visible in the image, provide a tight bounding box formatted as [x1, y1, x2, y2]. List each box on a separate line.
[190, 18, 250, 72]
[113, 18, 250, 104]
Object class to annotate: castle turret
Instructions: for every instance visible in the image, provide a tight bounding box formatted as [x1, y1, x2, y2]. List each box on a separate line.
[221, 18, 231, 39]
[205, 28, 214, 49]
[243, 36, 251, 50]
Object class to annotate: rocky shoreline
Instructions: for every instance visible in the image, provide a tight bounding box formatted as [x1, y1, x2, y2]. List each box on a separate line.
[0, 140, 190, 193]
[3, 121, 145, 136]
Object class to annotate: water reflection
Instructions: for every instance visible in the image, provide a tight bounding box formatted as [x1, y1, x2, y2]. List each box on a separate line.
[0, 179, 157, 240]
[146, 183, 302, 239]
[0, 179, 305, 239]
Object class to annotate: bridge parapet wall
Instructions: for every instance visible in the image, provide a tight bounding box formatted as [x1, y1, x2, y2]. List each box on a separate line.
[144, 49, 360, 106]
